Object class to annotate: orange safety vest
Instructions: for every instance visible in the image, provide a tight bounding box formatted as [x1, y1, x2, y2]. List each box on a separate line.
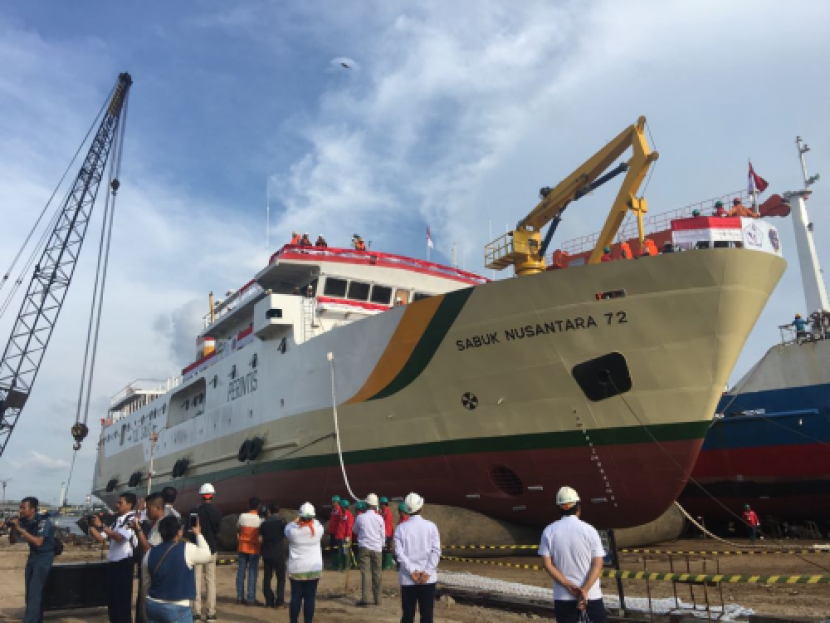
[237, 510, 262, 555]
[290, 234, 301, 245]
[355, 240, 366, 251]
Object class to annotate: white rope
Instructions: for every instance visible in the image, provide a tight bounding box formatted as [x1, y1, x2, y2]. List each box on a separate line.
[328, 353, 360, 501]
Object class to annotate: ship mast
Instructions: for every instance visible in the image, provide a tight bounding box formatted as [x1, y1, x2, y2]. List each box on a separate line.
[783, 137, 829, 314]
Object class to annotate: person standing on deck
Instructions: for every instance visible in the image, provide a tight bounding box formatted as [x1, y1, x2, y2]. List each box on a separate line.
[538, 486, 607, 623]
[379, 497, 396, 570]
[314, 235, 328, 248]
[335, 500, 355, 571]
[260, 503, 287, 609]
[162, 486, 180, 519]
[353, 494, 385, 607]
[190, 483, 222, 621]
[792, 314, 809, 340]
[285, 503, 324, 623]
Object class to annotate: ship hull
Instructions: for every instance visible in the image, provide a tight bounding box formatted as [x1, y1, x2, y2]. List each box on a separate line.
[94, 249, 785, 529]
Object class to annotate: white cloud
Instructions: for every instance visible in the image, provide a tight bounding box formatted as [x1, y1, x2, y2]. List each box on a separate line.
[30, 452, 70, 471]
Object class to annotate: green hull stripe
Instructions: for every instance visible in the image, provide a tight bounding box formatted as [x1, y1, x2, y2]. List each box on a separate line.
[155, 420, 710, 493]
[368, 287, 474, 401]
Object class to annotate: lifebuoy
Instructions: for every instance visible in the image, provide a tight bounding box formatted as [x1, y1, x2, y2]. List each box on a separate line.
[246, 437, 264, 461]
[238, 440, 251, 463]
[106, 478, 117, 492]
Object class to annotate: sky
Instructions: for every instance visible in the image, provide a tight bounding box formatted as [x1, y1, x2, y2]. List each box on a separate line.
[0, 1, 828, 505]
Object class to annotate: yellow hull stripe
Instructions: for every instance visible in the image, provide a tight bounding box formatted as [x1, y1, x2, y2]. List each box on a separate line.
[345, 295, 445, 404]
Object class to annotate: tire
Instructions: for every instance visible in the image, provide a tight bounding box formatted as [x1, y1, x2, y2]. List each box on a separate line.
[177, 459, 189, 477]
[106, 479, 117, 492]
[238, 440, 251, 463]
[246, 437, 264, 461]
[129, 472, 142, 488]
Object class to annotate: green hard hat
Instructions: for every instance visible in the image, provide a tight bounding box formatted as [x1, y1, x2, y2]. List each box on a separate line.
[380, 496, 389, 505]
[331, 495, 341, 503]
[603, 246, 610, 253]
[744, 503, 750, 509]
[715, 200, 723, 207]
[341, 499, 351, 508]
[356, 501, 366, 510]
[398, 502, 407, 512]
[692, 209, 701, 216]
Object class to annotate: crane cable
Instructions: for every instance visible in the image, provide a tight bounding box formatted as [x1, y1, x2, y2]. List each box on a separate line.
[0, 84, 115, 315]
[70, 88, 130, 454]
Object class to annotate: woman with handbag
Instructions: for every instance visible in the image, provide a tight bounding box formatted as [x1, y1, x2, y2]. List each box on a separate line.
[285, 502, 324, 623]
[141, 515, 212, 622]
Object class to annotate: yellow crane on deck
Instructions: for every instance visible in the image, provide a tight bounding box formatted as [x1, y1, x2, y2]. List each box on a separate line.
[484, 116, 659, 276]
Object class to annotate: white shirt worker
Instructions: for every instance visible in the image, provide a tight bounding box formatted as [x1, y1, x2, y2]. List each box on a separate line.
[394, 515, 441, 586]
[353, 509, 385, 552]
[538, 515, 605, 601]
[106, 512, 138, 562]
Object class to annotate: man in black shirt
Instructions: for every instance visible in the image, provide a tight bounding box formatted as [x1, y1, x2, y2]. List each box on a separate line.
[260, 503, 287, 608]
[190, 483, 222, 621]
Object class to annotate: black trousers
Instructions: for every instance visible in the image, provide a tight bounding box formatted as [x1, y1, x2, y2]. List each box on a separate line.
[553, 599, 607, 623]
[263, 555, 286, 605]
[134, 560, 145, 623]
[105, 557, 134, 623]
[400, 583, 436, 623]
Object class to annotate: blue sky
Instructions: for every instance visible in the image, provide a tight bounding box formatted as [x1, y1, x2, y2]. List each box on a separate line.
[1, 1, 829, 504]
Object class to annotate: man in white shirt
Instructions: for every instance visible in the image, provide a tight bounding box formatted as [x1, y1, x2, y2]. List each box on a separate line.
[353, 493, 386, 607]
[394, 493, 441, 623]
[162, 486, 181, 518]
[90, 492, 139, 623]
[538, 486, 607, 623]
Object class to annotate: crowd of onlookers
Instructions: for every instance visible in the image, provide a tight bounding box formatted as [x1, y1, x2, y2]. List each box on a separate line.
[9, 483, 616, 623]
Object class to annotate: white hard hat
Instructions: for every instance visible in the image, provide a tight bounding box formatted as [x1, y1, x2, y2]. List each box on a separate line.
[404, 492, 424, 514]
[299, 502, 316, 519]
[199, 483, 215, 496]
[556, 486, 580, 508]
[365, 493, 379, 507]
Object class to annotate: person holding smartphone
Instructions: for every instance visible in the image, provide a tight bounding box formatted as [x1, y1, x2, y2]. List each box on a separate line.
[142, 514, 212, 622]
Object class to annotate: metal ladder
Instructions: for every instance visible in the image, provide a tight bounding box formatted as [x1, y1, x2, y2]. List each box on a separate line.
[301, 297, 316, 342]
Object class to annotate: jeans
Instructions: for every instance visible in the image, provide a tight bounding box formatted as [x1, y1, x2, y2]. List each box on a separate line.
[145, 599, 194, 623]
[236, 553, 260, 602]
[263, 555, 286, 606]
[24, 553, 54, 623]
[106, 557, 135, 623]
[553, 599, 608, 623]
[289, 578, 318, 623]
[400, 583, 436, 623]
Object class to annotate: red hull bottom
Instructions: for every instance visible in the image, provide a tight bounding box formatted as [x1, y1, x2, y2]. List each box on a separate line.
[144, 438, 703, 530]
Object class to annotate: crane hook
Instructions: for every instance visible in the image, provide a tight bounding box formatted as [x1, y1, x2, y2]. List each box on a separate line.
[71, 422, 89, 451]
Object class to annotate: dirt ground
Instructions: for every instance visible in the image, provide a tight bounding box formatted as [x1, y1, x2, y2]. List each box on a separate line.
[0, 538, 828, 621]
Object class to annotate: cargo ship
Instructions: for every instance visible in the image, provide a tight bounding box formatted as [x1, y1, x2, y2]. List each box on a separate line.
[91, 118, 785, 529]
[679, 138, 830, 526]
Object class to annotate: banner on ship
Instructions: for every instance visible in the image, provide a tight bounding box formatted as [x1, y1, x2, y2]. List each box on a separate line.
[671, 216, 782, 255]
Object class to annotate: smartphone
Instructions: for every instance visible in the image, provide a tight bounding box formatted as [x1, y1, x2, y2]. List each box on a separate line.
[189, 513, 199, 530]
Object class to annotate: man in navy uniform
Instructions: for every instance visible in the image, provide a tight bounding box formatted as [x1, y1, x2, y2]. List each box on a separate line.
[8, 496, 56, 623]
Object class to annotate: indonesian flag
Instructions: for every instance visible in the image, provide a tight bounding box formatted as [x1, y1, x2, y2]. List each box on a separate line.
[748, 162, 769, 194]
[427, 226, 434, 249]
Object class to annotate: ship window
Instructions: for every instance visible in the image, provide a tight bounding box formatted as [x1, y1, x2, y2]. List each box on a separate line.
[323, 278, 347, 297]
[370, 285, 392, 305]
[413, 292, 432, 302]
[347, 281, 370, 301]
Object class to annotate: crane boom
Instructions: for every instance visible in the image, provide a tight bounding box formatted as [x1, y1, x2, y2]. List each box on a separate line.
[0, 72, 132, 457]
[485, 116, 658, 275]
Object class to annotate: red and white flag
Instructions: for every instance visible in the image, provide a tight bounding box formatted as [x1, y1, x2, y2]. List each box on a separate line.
[426, 226, 434, 249]
[748, 162, 769, 194]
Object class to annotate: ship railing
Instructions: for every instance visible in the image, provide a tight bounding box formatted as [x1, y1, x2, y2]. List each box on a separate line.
[558, 189, 751, 257]
[271, 245, 488, 285]
[778, 323, 827, 345]
[107, 377, 181, 414]
[202, 280, 264, 329]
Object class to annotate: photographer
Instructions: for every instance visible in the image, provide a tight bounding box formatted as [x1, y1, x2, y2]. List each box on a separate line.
[90, 493, 138, 623]
[141, 514, 212, 622]
[133, 493, 165, 623]
[8, 496, 55, 623]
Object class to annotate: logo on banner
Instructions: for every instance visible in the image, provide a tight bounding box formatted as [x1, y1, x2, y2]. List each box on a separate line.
[744, 222, 763, 248]
[769, 228, 780, 252]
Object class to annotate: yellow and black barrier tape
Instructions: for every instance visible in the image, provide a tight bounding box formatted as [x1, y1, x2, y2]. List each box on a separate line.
[441, 555, 830, 584]
[620, 548, 830, 556]
[444, 544, 539, 551]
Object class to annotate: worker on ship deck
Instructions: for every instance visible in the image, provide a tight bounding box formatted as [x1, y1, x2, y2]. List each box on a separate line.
[728, 197, 758, 218]
[713, 200, 728, 217]
[600, 247, 612, 262]
[314, 235, 328, 248]
[290, 231, 301, 245]
[620, 241, 632, 260]
[792, 313, 809, 340]
[299, 233, 312, 247]
[352, 234, 366, 251]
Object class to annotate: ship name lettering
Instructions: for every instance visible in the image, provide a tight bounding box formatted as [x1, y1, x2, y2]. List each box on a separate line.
[228, 370, 258, 402]
[456, 332, 500, 351]
[455, 312, 629, 352]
